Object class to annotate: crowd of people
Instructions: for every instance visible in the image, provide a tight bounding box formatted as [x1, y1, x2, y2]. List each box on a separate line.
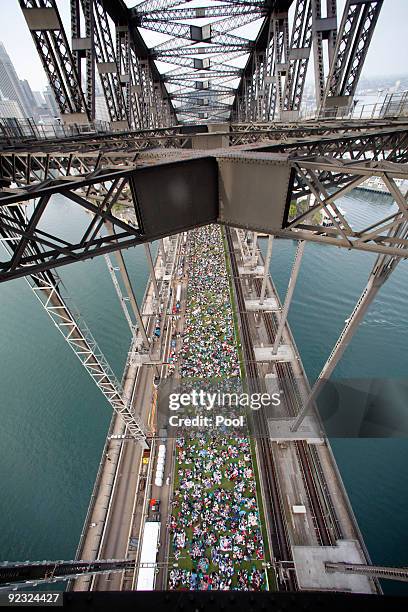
[168, 226, 266, 591]
[178, 226, 240, 379]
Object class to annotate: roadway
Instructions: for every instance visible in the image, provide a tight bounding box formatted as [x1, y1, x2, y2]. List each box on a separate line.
[73, 233, 183, 591]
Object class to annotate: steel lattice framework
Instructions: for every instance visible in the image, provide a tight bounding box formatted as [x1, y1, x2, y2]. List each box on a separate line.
[19, 0, 176, 129]
[17, 0, 386, 125]
[0, 120, 407, 284]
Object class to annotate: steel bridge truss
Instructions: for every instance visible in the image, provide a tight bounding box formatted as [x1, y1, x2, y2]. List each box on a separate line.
[0, 0, 404, 585]
[0, 187, 149, 440]
[18, 1, 385, 125]
[0, 170, 147, 280]
[1, 119, 406, 184]
[0, 558, 161, 590]
[284, 158, 408, 256]
[1, 142, 407, 284]
[27, 270, 147, 441]
[232, 0, 383, 122]
[321, 0, 384, 115]
[292, 234, 407, 431]
[19, 0, 175, 129]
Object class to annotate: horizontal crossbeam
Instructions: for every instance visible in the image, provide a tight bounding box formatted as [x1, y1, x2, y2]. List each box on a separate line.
[0, 144, 407, 283]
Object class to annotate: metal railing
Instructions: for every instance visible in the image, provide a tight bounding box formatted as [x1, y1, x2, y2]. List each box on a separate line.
[0, 117, 111, 143]
[300, 90, 408, 121]
[1, 91, 407, 145]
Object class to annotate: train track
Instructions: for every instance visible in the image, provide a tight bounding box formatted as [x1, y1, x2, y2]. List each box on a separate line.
[225, 227, 296, 591]
[255, 278, 336, 547]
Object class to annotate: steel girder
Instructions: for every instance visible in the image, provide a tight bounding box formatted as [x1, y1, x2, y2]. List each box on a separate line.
[282, 0, 313, 115]
[255, 126, 408, 162]
[233, 6, 292, 123]
[137, 4, 265, 22]
[140, 13, 263, 41]
[282, 158, 408, 261]
[1, 117, 400, 150]
[0, 121, 195, 151]
[227, 118, 407, 144]
[230, 0, 383, 121]
[321, 0, 384, 113]
[133, 0, 272, 123]
[91, 0, 175, 128]
[19, 0, 90, 119]
[0, 192, 148, 439]
[20, 0, 386, 126]
[0, 168, 145, 281]
[1, 122, 407, 186]
[1, 117, 405, 193]
[0, 558, 136, 589]
[107, 0, 265, 125]
[93, 0, 128, 126]
[164, 69, 242, 85]
[231, 0, 371, 122]
[1, 125, 407, 283]
[310, 0, 337, 109]
[19, 0, 176, 129]
[71, 0, 95, 120]
[232, 0, 340, 122]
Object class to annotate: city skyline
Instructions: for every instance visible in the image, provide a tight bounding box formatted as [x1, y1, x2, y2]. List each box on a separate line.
[0, 38, 109, 121]
[0, 40, 57, 120]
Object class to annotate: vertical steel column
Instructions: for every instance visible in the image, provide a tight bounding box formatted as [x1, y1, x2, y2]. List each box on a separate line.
[260, 235, 273, 305]
[159, 239, 167, 265]
[93, 0, 129, 128]
[291, 247, 402, 431]
[104, 221, 149, 347]
[235, 228, 246, 264]
[326, 0, 338, 67]
[144, 243, 159, 300]
[282, 0, 312, 114]
[252, 231, 258, 265]
[113, 248, 150, 348]
[104, 253, 134, 333]
[322, 0, 384, 113]
[82, 0, 96, 121]
[71, 0, 82, 83]
[262, 14, 275, 121]
[272, 240, 305, 353]
[276, 11, 290, 116]
[311, 0, 327, 109]
[20, 0, 89, 119]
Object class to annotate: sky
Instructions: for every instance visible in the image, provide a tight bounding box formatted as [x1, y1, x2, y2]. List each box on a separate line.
[0, 0, 407, 92]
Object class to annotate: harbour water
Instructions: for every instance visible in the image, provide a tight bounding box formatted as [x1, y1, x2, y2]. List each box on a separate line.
[0, 190, 407, 593]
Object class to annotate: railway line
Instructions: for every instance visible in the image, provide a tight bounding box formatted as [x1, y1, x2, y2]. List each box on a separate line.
[225, 225, 353, 587]
[256, 277, 335, 547]
[309, 444, 344, 540]
[225, 227, 296, 591]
